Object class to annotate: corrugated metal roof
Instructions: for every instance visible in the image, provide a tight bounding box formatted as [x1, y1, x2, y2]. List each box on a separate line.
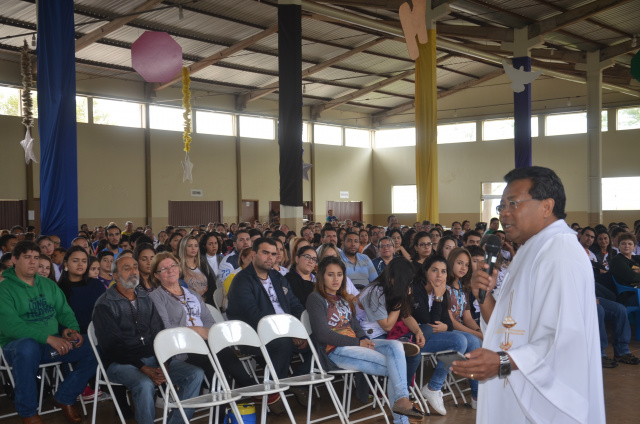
[0, 0, 637, 118]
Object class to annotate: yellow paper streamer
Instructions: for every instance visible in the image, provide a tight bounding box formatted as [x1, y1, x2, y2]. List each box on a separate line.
[182, 66, 192, 152]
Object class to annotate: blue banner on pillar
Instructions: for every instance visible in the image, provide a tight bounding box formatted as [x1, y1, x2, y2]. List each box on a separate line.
[37, 0, 78, 247]
[513, 56, 533, 168]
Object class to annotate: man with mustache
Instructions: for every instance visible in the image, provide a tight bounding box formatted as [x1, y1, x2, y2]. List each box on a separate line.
[92, 256, 204, 424]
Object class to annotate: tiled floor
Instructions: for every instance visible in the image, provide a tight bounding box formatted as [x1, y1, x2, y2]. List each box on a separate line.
[1, 338, 639, 423]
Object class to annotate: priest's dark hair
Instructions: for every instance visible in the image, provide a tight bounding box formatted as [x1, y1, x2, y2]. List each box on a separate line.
[504, 166, 567, 220]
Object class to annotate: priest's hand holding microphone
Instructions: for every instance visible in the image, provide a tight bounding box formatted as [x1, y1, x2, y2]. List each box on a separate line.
[450, 235, 517, 380]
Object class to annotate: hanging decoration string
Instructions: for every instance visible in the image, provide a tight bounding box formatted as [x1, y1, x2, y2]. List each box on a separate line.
[19, 39, 37, 164]
[181, 66, 194, 182]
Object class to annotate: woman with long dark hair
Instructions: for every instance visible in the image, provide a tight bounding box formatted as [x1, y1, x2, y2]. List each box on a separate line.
[410, 231, 433, 270]
[58, 246, 106, 334]
[133, 242, 157, 292]
[307, 257, 423, 423]
[388, 228, 411, 261]
[408, 255, 477, 415]
[286, 245, 318, 306]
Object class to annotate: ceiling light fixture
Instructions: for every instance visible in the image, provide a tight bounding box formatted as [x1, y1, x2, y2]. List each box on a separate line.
[31, 34, 36, 47]
[179, 5, 184, 20]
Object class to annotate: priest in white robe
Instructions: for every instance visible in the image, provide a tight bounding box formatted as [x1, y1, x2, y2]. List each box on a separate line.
[452, 166, 605, 424]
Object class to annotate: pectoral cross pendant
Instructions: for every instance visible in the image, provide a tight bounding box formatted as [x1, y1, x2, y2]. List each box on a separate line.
[188, 316, 196, 325]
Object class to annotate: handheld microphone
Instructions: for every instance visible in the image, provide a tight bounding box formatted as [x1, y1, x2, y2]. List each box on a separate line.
[479, 235, 502, 304]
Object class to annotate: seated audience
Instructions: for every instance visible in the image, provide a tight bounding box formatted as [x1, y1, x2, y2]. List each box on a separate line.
[217, 229, 252, 288]
[307, 256, 423, 423]
[58, 246, 107, 334]
[133, 242, 157, 292]
[340, 232, 377, 289]
[0, 241, 97, 424]
[597, 297, 640, 368]
[226, 238, 310, 402]
[93, 255, 204, 424]
[362, 226, 383, 260]
[372, 236, 395, 275]
[178, 235, 216, 304]
[286, 245, 318, 306]
[446, 248, 483, 341]
[410, 231, 433, 270]
[411, 255, 478, 414]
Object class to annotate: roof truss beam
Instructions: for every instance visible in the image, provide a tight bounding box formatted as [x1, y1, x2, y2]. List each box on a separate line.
[237, 37, 386, 108]
[372, 68, 505, 125]
[527, 0, 631, 39]
[311, 68, 415, 118]
[154, 24, 278, 91]
[75, 0, 163, 52]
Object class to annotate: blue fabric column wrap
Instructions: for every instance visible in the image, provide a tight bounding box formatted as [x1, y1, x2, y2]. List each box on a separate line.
[37, 0, 78, 247]
[277, 3, 303, 207]
[513, 56, 533, 168]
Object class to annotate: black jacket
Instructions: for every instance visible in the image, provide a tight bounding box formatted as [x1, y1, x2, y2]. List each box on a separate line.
[226, 262, 305, 330]
[92, 286, 165, 369]
[199, 255, 219, 305]
[411, 281, 453, 331]
[285, 269, 315, 307]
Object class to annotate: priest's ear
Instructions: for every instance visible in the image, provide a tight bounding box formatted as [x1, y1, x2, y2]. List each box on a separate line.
[540, 198, 556, 219]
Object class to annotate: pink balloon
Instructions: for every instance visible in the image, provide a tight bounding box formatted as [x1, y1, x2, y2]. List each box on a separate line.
[131, 31, 183, 83]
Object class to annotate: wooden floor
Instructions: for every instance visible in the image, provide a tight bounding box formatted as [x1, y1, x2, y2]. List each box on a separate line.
[1, 337, 639, 424]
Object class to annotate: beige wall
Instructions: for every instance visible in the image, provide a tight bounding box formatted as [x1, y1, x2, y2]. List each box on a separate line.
[1, 58, 640, 233]
[313, 144, 374, 221]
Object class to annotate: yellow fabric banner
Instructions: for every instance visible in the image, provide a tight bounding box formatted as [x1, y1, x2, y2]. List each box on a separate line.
[415, 29, 438, 223]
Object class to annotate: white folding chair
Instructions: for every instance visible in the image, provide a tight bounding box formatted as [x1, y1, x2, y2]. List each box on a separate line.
[300, 311, 390, 424]
[205, 305, 259, 384]
[154, 327, 245, 424]
[87, 322, 126, 424]
[418, 352, 466, 407]
[0, 344, 69, 419]
[208, 321, 296, 424]
[213, 288, 225, 312]
[205, 303, 225, 324]
[257, 314, 347, 424]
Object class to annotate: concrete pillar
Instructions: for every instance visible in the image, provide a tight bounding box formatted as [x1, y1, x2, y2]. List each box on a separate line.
[576, 51, 613, 226]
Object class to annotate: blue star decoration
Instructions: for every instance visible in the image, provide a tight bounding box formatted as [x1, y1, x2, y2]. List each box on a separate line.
[182, 152, 193, 183]
[20, 127, 38, 164]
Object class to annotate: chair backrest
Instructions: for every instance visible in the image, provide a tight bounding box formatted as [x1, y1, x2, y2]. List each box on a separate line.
[611, 274, 639, 295]
[257, 314, 309, 346]
[207, 320, 262, 354]
[205, 303, 225, 324]
[300, 310, 312, 335]
[88, 322, 98, 347]
[213, 288, 224, 310]
[154, 327, 210, 364]
[257, 314, 326, 376]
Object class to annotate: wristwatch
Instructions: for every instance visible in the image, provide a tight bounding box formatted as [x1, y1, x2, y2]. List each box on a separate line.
[434, 295, 444, 302]
[497, 351, 511, 378]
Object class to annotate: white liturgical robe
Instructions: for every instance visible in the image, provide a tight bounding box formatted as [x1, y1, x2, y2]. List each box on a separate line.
[478, 220, 605, 423]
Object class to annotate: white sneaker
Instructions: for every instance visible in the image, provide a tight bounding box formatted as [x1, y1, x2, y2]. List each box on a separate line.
[420, 385, 446, 416]
[471, 398, 477, 410]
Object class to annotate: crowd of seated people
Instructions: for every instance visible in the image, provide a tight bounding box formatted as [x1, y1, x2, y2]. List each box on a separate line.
[1, 215, 639, 424]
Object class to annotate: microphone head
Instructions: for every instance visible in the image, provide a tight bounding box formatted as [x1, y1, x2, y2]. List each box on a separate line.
[484, 234, 502, 255]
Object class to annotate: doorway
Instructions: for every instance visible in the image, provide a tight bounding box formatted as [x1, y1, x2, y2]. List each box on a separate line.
[326, 201, 363, 222]
[241, 200, 259, 224]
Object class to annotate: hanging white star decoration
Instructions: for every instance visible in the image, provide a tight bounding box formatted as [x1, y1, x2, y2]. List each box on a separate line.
[182, 152, 194, 183]
[20, 40, 37, 164]
[20, 127, 38, 164]
[302, 147, 312, 181]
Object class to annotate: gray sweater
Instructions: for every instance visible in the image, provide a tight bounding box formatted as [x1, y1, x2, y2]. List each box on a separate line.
[305, 291, 366, 371]
[149, 286, 216, 330]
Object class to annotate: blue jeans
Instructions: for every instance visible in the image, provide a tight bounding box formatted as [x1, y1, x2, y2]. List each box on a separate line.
[597, 297, 631, 357]
[329, 339, 409, 424]
[2, 337, 97, 417]
[406, 326, 479, 397]
[107, 357, 204, 424]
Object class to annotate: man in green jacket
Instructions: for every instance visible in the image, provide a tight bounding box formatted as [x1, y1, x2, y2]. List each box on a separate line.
[0, 241, 97, 424]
